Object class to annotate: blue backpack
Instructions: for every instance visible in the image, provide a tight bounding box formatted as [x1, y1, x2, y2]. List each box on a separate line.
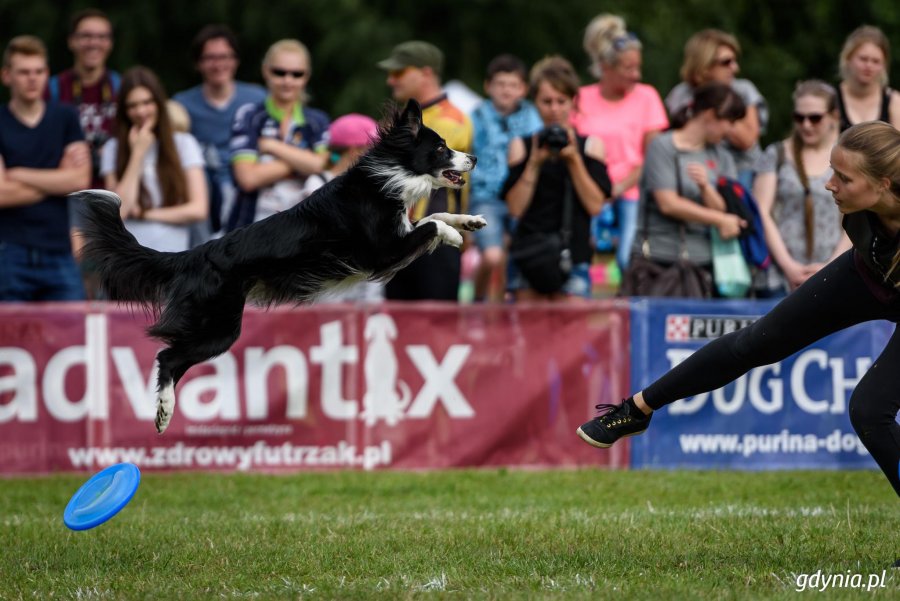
[715, 176, 771, 269]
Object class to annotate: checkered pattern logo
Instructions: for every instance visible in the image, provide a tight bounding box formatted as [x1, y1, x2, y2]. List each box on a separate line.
[665, 315, 691, 342]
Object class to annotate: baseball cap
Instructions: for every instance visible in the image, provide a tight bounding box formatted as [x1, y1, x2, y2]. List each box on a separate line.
[377, 41, 443, 75]
[327, 113, 378, 148]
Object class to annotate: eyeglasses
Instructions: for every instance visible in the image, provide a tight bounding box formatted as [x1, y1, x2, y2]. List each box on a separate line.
[715, 57, 737, 68]
[270, 68, 306, 79]
[792, 112, 825, 125]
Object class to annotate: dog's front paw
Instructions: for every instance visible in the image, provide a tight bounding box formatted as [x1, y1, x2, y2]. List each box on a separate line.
[460, 214, 487, 231]
[436, 221, 464, 248]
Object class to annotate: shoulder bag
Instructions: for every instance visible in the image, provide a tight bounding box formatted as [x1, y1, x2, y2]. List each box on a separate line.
[620, 154, 713, 298]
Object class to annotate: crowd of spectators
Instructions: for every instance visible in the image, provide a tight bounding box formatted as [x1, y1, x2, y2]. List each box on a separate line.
[1, 8, 897, 303]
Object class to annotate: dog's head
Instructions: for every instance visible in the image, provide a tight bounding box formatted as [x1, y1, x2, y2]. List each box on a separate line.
[368, 99, 477, 198]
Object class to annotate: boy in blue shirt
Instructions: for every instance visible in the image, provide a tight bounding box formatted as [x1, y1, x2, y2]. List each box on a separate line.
[0, 36, 90, 301]
[470, 55, 542, 302]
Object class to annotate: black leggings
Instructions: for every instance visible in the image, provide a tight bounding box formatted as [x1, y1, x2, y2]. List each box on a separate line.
[643, 251, 900, 496]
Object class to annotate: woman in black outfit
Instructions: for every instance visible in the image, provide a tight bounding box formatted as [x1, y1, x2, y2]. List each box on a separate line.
[503, 55, 611, 301]
[578, 122, 900, 507]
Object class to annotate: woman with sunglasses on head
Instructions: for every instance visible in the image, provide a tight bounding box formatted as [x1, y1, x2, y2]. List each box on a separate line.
[571, 14, 669, 275]
[228, 39, 329, 229]
[752, 81, 850, 297]
[100, 66, 208, 253]
[579, 123, 900, 534]
[665, 29, 768, 191]
[836, 25, 900, 132]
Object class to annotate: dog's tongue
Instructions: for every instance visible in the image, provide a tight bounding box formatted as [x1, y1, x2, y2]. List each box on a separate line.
[443, 170, 463, 184]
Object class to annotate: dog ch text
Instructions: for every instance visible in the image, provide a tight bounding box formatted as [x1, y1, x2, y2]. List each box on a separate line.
[0, 314, 476, 424]
[665, 348, 872, 415]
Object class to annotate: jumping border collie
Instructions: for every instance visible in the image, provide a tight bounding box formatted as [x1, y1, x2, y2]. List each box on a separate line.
[78, 99, 483, 434]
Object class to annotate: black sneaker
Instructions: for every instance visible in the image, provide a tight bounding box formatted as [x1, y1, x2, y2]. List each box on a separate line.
[576, 399, 652, 448]
[892, 558, 900, 568]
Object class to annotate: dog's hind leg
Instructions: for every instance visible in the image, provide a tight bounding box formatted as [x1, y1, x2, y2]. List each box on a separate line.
[150, 292, 245, 433]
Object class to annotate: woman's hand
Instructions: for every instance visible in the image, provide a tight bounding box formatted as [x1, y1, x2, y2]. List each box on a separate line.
[258, 137, 278, 156]
[558, 127, 581, 165]
[128, 121, 155, 156]
[781, 259, 819, 290]
[529, 133, 552, 169]
[716, 212, 747, 240]
[686, 162, 710, 191]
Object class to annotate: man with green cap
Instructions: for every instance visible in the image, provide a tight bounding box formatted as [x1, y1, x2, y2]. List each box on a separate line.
[378, 40, 473, 301]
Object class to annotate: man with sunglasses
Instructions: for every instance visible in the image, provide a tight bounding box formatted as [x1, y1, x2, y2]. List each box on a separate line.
[228, 39, 329, 230]
[377, 40, 473, 301]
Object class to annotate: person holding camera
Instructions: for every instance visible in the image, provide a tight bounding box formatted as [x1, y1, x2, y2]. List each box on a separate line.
[502, 56, 611, 301]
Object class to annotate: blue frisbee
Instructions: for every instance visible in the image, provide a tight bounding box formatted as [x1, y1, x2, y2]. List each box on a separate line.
[64, 463, 141, 531]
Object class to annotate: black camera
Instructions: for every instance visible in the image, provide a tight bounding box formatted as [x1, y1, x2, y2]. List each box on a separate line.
[537, 124, 569, 153]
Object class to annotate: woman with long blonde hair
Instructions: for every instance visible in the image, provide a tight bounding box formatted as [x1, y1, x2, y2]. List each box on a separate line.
[579, 122, 900, 519]
[753, 80, 850, 296]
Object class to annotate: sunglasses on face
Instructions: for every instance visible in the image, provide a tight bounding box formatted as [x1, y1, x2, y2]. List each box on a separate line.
[715, 57, 737, 68]
[792, 112, 825, 125]
[270, 68, 306, 79]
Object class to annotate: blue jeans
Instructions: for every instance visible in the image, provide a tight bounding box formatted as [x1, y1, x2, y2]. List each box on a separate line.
[615, 198, 639, 271]
[470, 197, 513, 251]
[0, 241, 85, 301]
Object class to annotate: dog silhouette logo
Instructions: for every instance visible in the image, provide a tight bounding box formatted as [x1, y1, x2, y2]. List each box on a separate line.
[360, 313, 412, 426]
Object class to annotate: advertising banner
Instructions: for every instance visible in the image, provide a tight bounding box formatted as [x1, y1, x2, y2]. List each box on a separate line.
[0, 302, 630, 474]
[629, 298, 891, 470]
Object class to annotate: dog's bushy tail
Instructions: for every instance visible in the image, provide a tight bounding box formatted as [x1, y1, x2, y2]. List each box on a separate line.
[76, 190, 186, 309]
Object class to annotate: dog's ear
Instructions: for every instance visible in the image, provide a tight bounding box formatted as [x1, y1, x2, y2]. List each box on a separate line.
[399, 99, 422, 136]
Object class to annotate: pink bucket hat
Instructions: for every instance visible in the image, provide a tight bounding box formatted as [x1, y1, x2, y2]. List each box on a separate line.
[327, 113, 378, 148]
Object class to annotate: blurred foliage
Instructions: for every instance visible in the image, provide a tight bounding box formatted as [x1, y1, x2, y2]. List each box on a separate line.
[0, 0, 897, 145]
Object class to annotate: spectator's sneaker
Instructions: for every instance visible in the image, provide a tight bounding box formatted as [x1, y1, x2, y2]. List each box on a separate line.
[576, 399, 652, 448]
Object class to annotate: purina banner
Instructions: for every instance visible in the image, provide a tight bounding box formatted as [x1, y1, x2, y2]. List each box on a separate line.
[0, 302, 629, 474]
[629, 298, 890, 470]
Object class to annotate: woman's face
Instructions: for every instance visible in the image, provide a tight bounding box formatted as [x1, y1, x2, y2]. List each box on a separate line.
[699, 109, 734, 144]
[847, 42, 886, 86]
[264, 49, 309, 105]
[826, 146, 885, 214]
[705, 44, 739, 84]
[125, 85, 157, 129]
[793, 94, 837, 147]
[534, 80, 573, 126]
[603, 49, 642, 94]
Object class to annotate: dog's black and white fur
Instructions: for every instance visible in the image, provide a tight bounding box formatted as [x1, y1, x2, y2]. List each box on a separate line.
[78, 99, 483, 433]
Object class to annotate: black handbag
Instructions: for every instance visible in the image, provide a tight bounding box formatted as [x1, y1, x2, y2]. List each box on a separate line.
[620, 154, 713, 298]
[509, 180, 574, 294]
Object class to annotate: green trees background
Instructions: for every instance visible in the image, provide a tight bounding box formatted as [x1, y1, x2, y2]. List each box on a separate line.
[1, 0, 898, 144]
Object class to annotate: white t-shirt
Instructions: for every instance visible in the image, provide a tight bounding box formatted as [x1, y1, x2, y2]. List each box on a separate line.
[101, 132, 204, 252]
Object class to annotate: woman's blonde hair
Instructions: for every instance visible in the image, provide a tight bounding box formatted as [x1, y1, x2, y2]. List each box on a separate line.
[838, 121, 900, 284]
[839, 25, 891, 86]
[679, 29, 740, 86]
[263, 39, 311, 103]
[582, 14, 641, 79]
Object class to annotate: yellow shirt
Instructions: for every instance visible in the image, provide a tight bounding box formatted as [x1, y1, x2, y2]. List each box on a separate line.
[416, 95, 473, 220]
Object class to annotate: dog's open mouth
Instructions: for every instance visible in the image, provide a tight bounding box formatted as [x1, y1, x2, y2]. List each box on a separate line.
[442, 170, 464, 186]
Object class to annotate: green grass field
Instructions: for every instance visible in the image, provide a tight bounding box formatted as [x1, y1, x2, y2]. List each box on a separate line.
[2, 469, 897, 600]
